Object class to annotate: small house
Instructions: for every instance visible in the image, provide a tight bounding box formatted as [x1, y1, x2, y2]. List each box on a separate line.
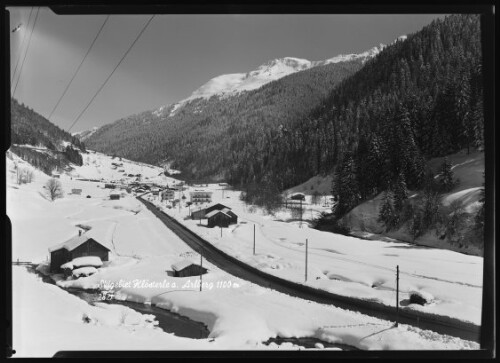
[71, 188, 82, 195]
[48, 235, 110, 273]
[161, 188, 176, 201]
[206, 210, 232, 228]
[52, 173, 61, 179]
[104, 183, 116, 189]
[110, 191, 120, 200]
[171, 260, 207, 277]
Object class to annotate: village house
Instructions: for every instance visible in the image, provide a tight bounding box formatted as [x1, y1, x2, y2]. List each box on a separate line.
[161, 188, 177, 201]
[171, 260, 208, 277]
[71, 188, 82, 195]
[48, 234, 110, 273]
[190, 190, 212, 204]
[110, 191, 120, 200]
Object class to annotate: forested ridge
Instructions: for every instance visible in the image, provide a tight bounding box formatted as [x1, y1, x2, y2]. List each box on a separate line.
[10, 98, 86, 174]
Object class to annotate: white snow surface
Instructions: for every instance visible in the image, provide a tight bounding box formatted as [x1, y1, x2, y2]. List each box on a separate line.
[7, 151, 480, 355]
[154, 183, 483, 326]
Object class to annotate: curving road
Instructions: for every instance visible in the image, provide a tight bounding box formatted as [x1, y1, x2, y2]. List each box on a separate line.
[138, 197, 480, 342]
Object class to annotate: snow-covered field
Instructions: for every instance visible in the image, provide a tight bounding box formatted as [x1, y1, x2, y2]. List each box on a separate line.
[153, 183, 483, 326]
[7, 151, 481, 356]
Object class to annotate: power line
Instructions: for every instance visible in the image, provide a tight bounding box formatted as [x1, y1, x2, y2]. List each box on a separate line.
[11, 7, 34, 84]
[68, 14, 156, 132]
[12, 7, 40, 97]
[47, 15, 110, 121]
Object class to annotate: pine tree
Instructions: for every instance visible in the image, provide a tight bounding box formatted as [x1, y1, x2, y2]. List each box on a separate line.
[378, 191, 398, 231]
[438, 157, 455, 192]
[393, 171, 409, 212]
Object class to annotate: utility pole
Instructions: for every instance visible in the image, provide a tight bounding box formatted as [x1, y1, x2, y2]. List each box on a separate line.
[253, 224, 256, 255]
[396, 265, 399, 327]
[305, 238, 308, 282]
[200, 253, 203, 292]
[300, 199, 303, 228]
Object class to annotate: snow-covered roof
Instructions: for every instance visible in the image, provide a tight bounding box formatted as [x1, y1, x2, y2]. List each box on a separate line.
[72, 256, 103, 268]
[171, 259, 197, 271]
[48, 235, 109, 253]
[60, 261, 73, 270]
[205, 210, 231, 219]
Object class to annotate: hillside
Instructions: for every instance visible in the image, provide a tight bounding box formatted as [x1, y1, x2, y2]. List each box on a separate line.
[10, 98, 86, 175]
[340, 150, 484, 256]
[11, 98, 85, 151]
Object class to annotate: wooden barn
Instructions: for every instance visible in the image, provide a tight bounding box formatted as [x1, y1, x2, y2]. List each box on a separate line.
[206, 210, 232, 228]
[171, 260, 207, 277]
[221, 208, 238, 225]
[191, 208, 206, 220]
[48, 235, 110, 273]
[191, 203, 237, 225]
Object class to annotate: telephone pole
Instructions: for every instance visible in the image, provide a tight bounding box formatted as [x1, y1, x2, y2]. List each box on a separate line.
[200, 253, 203, 292]
[253, 224, 256, 255]
[305, 238, 308, 282]
[396, 265, 399, 327]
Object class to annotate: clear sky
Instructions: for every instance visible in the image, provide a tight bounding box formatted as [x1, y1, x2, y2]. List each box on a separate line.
[8, 8, 445, 133]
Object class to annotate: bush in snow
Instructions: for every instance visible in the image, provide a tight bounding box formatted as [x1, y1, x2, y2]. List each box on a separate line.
[409, 290, 433, 305]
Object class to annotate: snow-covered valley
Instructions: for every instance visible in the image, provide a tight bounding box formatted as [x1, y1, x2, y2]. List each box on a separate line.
[7, 150, 482, 355]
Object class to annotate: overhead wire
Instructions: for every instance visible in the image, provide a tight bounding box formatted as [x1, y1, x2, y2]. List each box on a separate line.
[47, 15, 110, 121]
[12, 6, 40, 97]
[11, 7, 34, 84]
[68, 14, 156, 132]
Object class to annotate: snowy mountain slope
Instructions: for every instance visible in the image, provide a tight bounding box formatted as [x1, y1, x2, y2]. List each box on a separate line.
[162, 43, 388, 117]
[72, 127, 99, 141]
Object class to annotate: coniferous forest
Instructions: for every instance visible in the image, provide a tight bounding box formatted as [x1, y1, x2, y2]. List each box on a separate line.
[10, 98, 86, 174]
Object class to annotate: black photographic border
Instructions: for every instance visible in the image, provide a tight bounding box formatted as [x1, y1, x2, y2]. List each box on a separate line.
[1, 0, 496, 359]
